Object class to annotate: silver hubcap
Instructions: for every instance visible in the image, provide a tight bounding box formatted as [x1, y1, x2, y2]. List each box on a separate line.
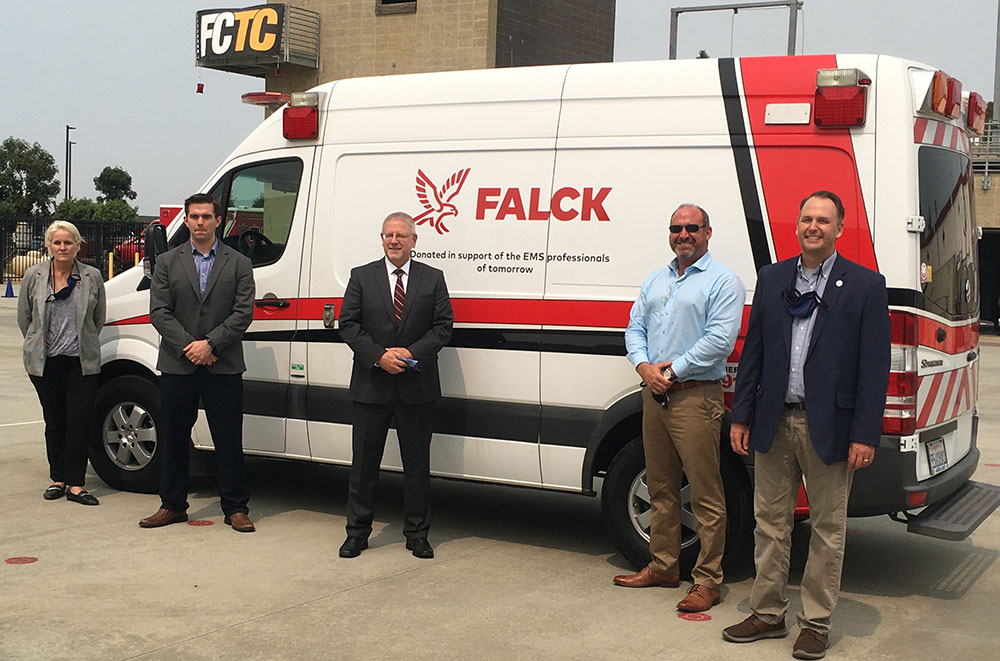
[102, 402, 156, 471]
[627, 469, 700, 549]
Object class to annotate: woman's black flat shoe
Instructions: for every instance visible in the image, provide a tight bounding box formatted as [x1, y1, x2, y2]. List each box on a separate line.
[43, 484, 67, 500]
[66, 490, 99, 506]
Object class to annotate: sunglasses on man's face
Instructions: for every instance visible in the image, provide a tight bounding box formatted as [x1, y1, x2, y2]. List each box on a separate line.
[669, 224, 705, 234]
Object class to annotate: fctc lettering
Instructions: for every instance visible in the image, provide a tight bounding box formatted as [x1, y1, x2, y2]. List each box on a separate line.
[476, 187, 612, 221]
[199, 6, 282, 58]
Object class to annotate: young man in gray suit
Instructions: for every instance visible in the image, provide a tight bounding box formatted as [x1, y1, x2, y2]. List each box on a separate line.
[139, 193, 256, 533]
[338, 211, 454, 559]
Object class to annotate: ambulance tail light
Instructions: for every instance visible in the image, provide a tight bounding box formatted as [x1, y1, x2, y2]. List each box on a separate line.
[283, 92, 322, 140]
[814, 69, 869, 128]
[883, 311, 918, 436]
[968, 92, 987, 135]
[930, 71, 963, 119]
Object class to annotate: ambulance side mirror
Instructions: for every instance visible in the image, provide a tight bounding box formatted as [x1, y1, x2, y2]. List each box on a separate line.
[142, 223, 168, 280]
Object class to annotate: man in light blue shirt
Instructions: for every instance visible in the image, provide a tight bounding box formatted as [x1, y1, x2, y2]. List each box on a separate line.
[613, 204, 745, 615]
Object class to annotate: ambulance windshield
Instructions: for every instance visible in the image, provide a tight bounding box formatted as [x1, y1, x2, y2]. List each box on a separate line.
[917, 147, 978, 320]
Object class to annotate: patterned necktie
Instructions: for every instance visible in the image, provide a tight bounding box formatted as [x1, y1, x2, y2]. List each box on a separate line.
[393, 268, 405, 324]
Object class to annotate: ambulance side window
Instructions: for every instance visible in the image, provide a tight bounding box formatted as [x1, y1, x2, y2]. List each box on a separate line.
[222, 159, 304, 268]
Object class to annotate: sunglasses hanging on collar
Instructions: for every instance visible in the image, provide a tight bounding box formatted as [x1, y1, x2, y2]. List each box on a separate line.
[782, 265, 828, 318]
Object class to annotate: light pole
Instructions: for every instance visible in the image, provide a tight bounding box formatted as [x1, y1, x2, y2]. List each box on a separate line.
[64, 125, 75, 201]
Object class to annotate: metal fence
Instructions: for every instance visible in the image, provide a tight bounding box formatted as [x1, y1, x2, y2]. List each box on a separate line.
[972, 120, 1000, 174]
[1, 218, 148, 282]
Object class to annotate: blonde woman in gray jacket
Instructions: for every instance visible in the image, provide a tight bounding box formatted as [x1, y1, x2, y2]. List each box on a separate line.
[18, 221, 106, 506]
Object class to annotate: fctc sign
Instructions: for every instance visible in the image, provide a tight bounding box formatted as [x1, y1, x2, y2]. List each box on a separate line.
[196, 4, 284, 62]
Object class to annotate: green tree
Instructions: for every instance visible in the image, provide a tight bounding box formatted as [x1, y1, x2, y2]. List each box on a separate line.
[0, 137, 61, 217]
[56, 197, 100, 220]
[94, 165, 137, 203]
[93, 198, 139, 222]
[697, 49, 710, 59]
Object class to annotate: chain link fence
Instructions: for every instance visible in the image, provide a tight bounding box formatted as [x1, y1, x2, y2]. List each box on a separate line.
[1, 218, 148, 282]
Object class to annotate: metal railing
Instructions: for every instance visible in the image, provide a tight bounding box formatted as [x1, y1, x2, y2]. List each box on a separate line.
[972, 120, 1000, 175]
[1, 218, 147, 282]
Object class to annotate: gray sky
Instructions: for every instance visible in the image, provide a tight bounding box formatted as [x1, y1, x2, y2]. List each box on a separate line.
[2, 0, 996, 215]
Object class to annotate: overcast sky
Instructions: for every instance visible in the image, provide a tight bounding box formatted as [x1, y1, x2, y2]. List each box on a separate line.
[3, 0, 996, 215]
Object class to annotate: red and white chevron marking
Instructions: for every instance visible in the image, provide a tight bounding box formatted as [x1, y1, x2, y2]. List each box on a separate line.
[913, 118, 970, 154]
[916, 363, 978, 429]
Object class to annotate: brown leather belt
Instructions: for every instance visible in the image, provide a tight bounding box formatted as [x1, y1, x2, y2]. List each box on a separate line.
[783, 401, 807, 411]
[668, 379, 719, 392]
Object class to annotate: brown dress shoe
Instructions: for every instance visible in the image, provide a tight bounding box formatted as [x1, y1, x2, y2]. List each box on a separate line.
[612, 566, 680, 588]
[139, 508, 188, 528]
[676, 584, 721, 612]
[224, 512, 256, 533]
[722, 614, 788, 643]
[792, 628, 828, 659]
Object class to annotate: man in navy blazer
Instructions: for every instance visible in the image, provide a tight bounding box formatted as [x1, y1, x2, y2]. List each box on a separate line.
[722, 191, 890, 659]
[338, 211, 453, 560]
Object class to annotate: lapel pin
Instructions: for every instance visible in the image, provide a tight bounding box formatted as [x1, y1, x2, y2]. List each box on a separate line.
[835, 279, 843, 287]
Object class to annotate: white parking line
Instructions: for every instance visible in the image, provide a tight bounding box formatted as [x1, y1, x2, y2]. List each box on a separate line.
[0, 420, 43, 427]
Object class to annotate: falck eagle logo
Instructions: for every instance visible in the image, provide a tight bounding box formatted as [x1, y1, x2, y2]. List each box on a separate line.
[414, 168, 471, 234]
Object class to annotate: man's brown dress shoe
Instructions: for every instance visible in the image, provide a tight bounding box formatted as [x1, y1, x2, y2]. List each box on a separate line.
[224, 512, 256, 533]
[676, 584, 721, 612]
[612, 566, 680, 588]
[722, 614, 788, 643]
[792, 628, 828, 659]
[138, 508, 188, 528]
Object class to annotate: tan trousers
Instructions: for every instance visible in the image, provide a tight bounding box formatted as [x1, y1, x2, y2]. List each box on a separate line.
[641, 384, 726, 589]
[750, 410, 854, 634]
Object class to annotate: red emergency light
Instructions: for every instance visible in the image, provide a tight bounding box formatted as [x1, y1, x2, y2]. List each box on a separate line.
[930, 71, 963, 119]
[968, 91, 987, 135]
[814, 68, 869, 128]
[283, 92, 321, 140]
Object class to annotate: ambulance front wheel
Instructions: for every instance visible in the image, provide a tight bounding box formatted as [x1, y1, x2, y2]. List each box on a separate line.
[90, 375, 162, 494]
[601, 436, 754, 571]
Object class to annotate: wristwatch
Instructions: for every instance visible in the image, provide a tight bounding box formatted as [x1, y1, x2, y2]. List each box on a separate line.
[206, 338, 217, 355]
[664, 366, 676, 381]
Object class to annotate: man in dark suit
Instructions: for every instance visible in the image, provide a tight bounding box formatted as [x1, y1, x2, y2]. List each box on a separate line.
[139, 193, 256, 533]
[722, 191, 890, 659]
[338, 211, 453, 559]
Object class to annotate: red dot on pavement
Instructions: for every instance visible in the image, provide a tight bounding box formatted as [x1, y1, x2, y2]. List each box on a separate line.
[985, 464, 1000, 468]
[678, 612, 712, 622]
[188, 520, 214, 526]
[6, 557, 38, 565]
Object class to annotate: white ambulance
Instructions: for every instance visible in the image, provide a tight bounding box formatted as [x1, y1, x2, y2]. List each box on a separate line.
[94, 54, 998, 568]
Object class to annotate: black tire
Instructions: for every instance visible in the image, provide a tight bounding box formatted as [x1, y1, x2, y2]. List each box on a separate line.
[601, 436, 754, 571]
[90, 375, 162, 494]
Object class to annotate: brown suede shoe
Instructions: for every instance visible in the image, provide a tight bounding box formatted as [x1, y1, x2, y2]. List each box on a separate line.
[676, 584, 721, 612]
[722, 614, 788, 643]
[792, 628, 828, 659]
[612, 566, 680, 588]
[139, 508, 188, 528]
[224, 512, 256, 533]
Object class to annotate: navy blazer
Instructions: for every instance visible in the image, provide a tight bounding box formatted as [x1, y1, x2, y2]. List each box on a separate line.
[339, 259, 454, 406]
[731, 253, 890, 465]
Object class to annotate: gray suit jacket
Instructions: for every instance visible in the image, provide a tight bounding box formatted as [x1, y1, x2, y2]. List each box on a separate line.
[339, 259, 453, 405]
[149, 242, 255, 375]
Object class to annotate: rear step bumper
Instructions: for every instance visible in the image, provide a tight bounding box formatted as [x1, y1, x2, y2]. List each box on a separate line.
[907, 481, 1000, 541]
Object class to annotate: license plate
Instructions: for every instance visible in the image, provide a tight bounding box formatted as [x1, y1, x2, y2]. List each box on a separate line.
[926, 438, 948, 476]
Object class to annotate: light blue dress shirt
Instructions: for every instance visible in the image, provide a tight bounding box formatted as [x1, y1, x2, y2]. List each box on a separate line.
[191, 239, 219, 300]
[785, 251, 837, 402]
[625, 251, 746, 381]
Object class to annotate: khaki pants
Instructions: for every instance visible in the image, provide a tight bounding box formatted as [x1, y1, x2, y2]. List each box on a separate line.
[750, 410, 854, 634]
[641, 384, 726, 589]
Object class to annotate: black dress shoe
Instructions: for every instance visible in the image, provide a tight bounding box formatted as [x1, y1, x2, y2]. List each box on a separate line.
[406, 537, 434, 559]
[66, 490, 99, 506]
[339, 536, 368, 558]
[44, 484, 67, 500]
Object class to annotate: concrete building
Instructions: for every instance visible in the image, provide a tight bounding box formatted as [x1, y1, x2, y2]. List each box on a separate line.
[196, 1, 615, 96]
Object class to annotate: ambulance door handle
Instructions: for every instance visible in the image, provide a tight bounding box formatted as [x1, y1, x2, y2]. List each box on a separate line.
[323, 303, 336, 328]
[255, 298, 290, 309]
[967, 350, 978, 362]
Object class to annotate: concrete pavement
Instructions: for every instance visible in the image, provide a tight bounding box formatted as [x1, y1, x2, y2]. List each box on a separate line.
[2, 296, 999, 660]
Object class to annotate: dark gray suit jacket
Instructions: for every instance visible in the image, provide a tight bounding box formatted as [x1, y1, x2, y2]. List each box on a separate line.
[150, 242, 255, 375]
[339, 258, 453, 405]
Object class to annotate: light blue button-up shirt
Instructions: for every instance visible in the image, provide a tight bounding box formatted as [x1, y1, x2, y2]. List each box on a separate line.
[625, 251, 746, 381]
[785, 251, 837, 402]
[191, 239, 218, 300]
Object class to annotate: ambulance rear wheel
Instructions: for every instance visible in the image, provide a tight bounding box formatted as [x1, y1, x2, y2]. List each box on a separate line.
[601, 437, 754, 571]
[90, 376, 162, 494]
